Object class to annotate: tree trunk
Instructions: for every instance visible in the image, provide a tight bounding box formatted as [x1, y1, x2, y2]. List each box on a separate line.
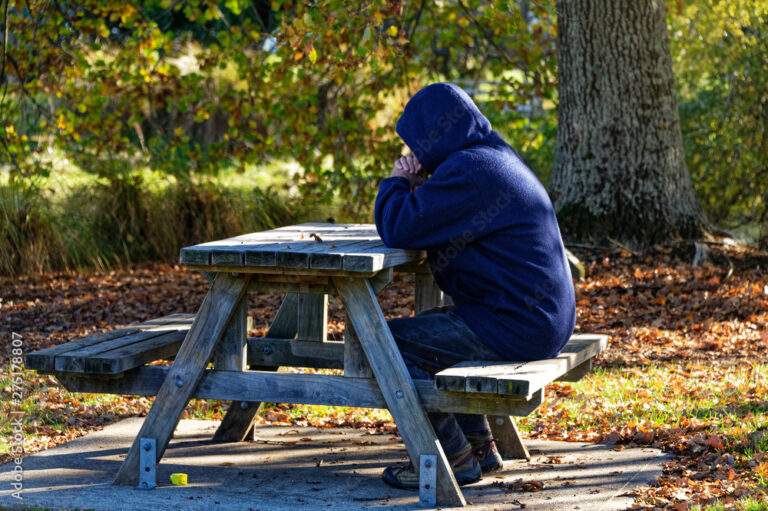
[549, 0, 707, 247]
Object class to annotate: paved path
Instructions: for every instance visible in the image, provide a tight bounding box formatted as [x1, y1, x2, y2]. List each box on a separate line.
[0, 418, 672, 510]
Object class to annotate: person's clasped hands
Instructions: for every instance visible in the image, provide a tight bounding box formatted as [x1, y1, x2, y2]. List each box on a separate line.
[391, 153, 426, 190]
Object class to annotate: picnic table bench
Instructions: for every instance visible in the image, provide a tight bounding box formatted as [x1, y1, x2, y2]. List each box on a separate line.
[26, 223, 607, 507]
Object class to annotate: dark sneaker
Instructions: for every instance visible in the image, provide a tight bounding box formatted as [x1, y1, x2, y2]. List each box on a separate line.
[467, 435, 504, 474]
[382, 444, 482, 489]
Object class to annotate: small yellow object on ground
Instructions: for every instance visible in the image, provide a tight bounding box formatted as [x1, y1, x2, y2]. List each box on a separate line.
[170, 473, 188, 485]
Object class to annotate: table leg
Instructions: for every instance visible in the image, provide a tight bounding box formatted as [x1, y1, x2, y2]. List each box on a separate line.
[343, 310, 372, 378]
[113, 273, 250, 485]
[489, 415, 531, 460]
[211, 298, 250, 442]
[415, 272, 443, 314]
[334, 277, 465, 507]
[213, 292, 300, 442]
[344, 269, 391, 378]
[297, 293, 328, 342]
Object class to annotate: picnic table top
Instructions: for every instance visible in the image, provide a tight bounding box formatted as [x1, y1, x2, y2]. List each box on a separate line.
[179, 223, 424, 273]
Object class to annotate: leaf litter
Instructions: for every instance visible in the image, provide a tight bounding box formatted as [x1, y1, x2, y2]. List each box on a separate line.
[1, 242, 767, 509]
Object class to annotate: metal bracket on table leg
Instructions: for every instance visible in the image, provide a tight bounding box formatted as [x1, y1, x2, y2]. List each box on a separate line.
[419, 454, 437, 507]
[138, 438, 156, 489]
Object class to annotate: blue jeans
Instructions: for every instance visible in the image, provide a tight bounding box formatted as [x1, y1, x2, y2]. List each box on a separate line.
[387, 306, 506, 457]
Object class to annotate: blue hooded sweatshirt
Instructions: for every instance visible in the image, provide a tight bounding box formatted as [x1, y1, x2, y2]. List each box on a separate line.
[375, 83, 576, 360]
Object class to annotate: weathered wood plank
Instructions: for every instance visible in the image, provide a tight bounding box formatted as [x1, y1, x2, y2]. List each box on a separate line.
[26, 328, 141, 372]
[297, 294, 327, 342]
[184, 264, 377, 278]
[488, 336, 607, 396]
[235, 225, 383, 268]
[55, 330, 176, 373]
[264, 293, 300, 339]
[489, 416, 530, 460]
[134, 314, 195, 329]
[556, 359, 592, 382]
[203, 226, 341, 267]
[237, 237, 315, 267]
[26, 314, 195, 373]
[369, 268, 393, 294]
[181, 224, 424, 272]
[179, 248, 211, 265]
[213, 298, 248, 373]
[334, 277, 465, 507]
[434, 335, 608, 397]
[216, 292, 301, 442]
[247, 337, 344, 369]
[83, 330, 187, 374]
[213, 296, 251, 442]
[254, 274, 330, 285]
[181, 231, 295, 266]
[57, 366, 544, 416]
[278, 238, 379, 269]
[248, 281, 336, 295]
[342, 247, 423, 272]
[213, 400, 261, 442]
[113, 273, 251, 486]
[415, 272, 443, 314]
[214, 228, 321, 265]
[394, 259, 431, 274]
[343, 311, 372, 378]
[308, 239, 383, 270]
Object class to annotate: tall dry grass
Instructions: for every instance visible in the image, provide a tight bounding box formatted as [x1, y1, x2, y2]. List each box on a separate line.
[0, 177, 301, 276]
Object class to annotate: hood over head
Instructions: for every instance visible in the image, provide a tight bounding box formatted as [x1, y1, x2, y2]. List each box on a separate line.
[395, 83, 492, 174]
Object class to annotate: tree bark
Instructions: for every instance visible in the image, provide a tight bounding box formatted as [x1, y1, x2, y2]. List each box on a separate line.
[549, 0, 707, 247]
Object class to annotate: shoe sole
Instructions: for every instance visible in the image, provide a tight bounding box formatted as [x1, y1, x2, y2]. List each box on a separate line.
[480, 459, 504, 474]
[382, 466, 482, 489]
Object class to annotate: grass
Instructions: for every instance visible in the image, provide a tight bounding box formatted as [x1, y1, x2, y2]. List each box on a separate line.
[515, 362, 768, 506]
[520, 364, 768, 434]
[0, 370, 140, 457]
[692, 498, 768, 510]
[0, 155, 306, 276]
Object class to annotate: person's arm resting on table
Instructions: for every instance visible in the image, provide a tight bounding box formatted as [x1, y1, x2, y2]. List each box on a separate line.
[375, 156, 488, 249]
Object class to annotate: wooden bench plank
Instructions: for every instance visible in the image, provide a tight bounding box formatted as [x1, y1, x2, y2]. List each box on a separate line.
[25, 314, 196, 373]
[26, 328, 141, 372]
[52, 315, 196, 373]
[56, 330, 174, 373]
[83, 330, 188, 374]
[435, 334, 608, 397]
[134, 313, 195, 329]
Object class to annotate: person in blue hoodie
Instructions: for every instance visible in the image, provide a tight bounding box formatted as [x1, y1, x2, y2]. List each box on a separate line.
[375, 83, 576, 489]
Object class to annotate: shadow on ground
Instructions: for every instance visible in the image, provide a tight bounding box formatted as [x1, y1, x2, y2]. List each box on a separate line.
[0, 418, 673, 510]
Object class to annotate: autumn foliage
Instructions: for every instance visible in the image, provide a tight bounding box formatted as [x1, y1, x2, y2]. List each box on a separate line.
[2, 242, 768, 508]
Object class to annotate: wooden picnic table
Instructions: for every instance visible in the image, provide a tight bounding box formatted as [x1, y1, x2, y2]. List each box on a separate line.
[27, 222, 607, 507]
[114, 222, 470, 505]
